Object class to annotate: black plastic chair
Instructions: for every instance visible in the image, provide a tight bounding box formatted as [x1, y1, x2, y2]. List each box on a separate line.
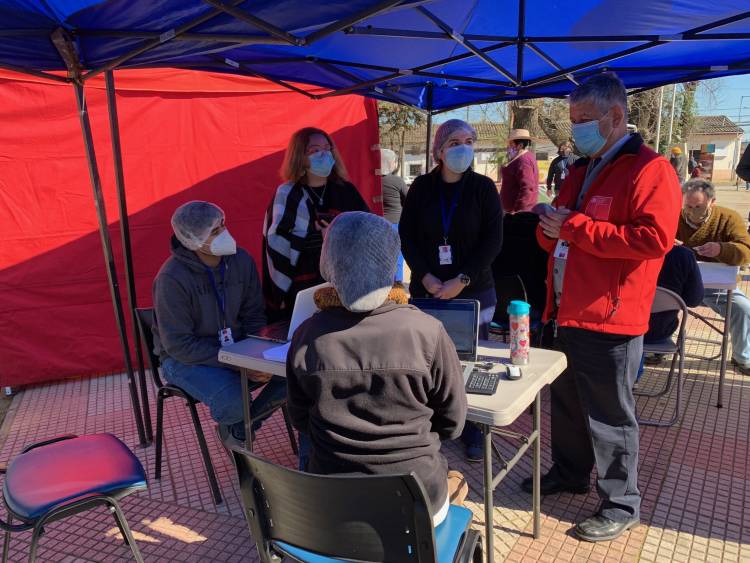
[0, 433, 146, 563]
[230, 446, 482, 563]
[490, 275, 542, 343]
[135, 308, 224, 504]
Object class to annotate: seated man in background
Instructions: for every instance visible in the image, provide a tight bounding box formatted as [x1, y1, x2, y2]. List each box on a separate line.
[286, 211, 468, 526]
[153, 201, 286, 444]
[637, 243, 704, 380]
[678, 179, 750, 374]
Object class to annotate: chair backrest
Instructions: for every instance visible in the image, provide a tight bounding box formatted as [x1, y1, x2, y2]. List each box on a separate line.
[135, 308, 164, 388]
[231, 447, 438, 563]
[650, 286, 689, 342]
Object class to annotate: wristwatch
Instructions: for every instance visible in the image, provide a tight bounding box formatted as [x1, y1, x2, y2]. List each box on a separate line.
[459, 273, 471, 286]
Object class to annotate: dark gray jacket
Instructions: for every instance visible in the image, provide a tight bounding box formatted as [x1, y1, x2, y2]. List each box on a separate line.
[286, 301, 467, 514]
[737, 144, 750, 182]
[152, 236, 266, 367]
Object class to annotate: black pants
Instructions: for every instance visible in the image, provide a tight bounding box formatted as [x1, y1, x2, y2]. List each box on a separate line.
[551, 326, 642, 521]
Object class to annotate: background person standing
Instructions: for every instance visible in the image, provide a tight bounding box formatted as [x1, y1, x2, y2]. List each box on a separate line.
[500, 128, 539, 213]
[546, 141, 578, 198]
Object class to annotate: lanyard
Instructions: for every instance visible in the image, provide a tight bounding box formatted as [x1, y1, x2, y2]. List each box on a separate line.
[205, 260, 227, 327]
[439, 180, 462, 244]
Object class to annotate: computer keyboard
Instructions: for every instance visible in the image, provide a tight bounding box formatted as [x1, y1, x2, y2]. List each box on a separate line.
[465, 369, 500, 395]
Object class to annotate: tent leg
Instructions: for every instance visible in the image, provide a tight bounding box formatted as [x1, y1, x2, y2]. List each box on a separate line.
[104, 71, 153, 444]
[73, 80, 147, 447]
[425, 83, 433, 172]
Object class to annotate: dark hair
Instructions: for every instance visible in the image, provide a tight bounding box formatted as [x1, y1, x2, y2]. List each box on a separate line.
[513, 139, 531, 149]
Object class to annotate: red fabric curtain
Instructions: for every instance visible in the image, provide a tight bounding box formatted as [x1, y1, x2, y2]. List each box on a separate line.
[0, 69, 381, 387]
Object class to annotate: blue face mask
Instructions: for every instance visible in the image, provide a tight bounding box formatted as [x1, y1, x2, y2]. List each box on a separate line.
[443, 144, 474, 174]
[308, 150, 336, 178]
[571, 114, 611, 157]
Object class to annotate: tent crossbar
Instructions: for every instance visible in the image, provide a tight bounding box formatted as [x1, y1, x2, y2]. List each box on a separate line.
[81, 0, 248, 81]
[414, 69, 513, 86]
[416, 6, 518, 84]
[0, 62, 69, 82]
[345, 26, 516, 42]
[412, 41, 514, 72]
[202, 0, 301, 45]
[526, 43, 579, 85]
[523, 41, 663, 87]
[303, 0, 407, 45]
[318, 70, 403, 98]
[75, 29, 289, 45]
[210, 54, 318, 97]
[685, 10, 750, 35]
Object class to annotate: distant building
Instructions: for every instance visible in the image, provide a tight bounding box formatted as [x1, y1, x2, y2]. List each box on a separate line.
[382, 122, 556, 183]
[686, 115, 744, 183]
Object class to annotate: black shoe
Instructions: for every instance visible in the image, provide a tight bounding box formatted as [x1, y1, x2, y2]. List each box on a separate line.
[575, 514, 639, 542]
[521, 470, 590, 495]
[731, 358, 750, 375]
[644, 353, 666, 366]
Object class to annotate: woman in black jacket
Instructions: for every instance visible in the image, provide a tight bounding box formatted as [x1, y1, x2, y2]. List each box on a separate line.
[399, 119, 503, 461]
[400, 119, 503, 336]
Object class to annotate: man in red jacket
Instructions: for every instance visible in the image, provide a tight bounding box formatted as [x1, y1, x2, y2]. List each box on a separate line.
[522, 73, 681, 542]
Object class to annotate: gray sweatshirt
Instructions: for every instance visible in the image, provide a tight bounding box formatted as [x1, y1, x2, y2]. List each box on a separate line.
[152, 237, 266, 367]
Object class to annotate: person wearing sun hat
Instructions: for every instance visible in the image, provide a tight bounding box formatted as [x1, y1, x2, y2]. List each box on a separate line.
[286, 211, 469, 526]
[669, 145, 688, 182]
[501, 128, 540, 213]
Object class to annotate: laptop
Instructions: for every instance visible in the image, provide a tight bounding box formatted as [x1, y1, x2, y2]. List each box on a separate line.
[253, 282, 329, 342]
[410, 298, 500, 395]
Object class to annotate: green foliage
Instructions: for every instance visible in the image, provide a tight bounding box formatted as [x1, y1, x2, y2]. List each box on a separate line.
[378, 101, 425, 146]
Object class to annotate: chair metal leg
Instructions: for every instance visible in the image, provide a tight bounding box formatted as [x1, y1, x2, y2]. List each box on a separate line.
[281, 404, 298, 455]
[2, 514, 11, 563]
[28, 523, 43, 563]
[638, 350, 683, 427]
[108, 499, 144, 563]
[110, 506, 130, 546]
[186, 402, 223, 504]
[154, 393, 165, 480]
[634, 353, 678, 398]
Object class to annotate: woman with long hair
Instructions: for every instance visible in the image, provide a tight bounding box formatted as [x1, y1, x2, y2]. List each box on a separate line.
[262, 127, 369, 321]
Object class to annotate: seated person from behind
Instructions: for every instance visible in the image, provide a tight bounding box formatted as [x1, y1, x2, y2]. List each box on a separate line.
[637, 244, 704, 378]
[678, 179, 750, 375]
[286, 211, 469, 527]
[152, 201, 286, 444]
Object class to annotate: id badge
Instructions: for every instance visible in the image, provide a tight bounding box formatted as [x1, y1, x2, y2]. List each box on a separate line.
[553, 240, 570, 260]
[438, 244, 453, 265]
[219, 327, 235, 347]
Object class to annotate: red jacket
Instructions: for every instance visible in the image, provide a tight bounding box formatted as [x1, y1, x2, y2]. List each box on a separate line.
[501, 150, 539, 213]
[536, 135, 681, 335]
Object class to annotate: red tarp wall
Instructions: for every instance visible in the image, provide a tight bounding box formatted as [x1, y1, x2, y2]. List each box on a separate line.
[0, 69, 381, 387]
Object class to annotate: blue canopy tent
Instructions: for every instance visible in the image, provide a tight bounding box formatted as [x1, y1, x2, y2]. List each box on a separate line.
[1, 0, 749, 451]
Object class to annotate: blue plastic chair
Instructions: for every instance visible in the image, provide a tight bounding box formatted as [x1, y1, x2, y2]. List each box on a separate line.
[0, 433, 147, 563]
[229, 445, 482, 563]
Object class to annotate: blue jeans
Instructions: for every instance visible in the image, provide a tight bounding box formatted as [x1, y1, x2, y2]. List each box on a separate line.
[390, 222, 405, 283]
[703, 288, 750, 367]
[161, 358, 287, 439]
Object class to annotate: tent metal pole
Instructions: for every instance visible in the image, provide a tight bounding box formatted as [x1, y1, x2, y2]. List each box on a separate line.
[666, 83, 677, 152]
[73, 80, 148, 447]
[425, 83, 433, 172]
[0, 62, 69, 82]
[303, 0, 405, 45]
[516, 0, 525, 83]
[104, 70, 153, 443]
[654, 86, 664, 151]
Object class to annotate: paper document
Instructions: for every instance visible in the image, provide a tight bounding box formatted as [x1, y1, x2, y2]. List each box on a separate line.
[262, 342, 291, 362]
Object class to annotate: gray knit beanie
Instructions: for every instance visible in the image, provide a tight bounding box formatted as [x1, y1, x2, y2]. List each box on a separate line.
[320, 212, 400, 312]
[432, 119, 477, 162]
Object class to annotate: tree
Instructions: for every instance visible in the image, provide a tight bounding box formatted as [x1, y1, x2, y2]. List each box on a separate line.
[377, 101, 425, 176]
[675, 81, 698, 145]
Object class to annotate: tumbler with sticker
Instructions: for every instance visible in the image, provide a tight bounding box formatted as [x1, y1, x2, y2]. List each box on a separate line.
[507, 300, 530, 365]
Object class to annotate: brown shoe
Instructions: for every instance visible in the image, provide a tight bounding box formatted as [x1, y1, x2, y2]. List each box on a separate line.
[448, 470, 469, 506]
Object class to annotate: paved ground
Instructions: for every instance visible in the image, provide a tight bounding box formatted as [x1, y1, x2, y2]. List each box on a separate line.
[0, 188, 748, 562]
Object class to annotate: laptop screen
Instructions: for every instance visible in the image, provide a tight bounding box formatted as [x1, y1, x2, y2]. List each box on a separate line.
[410, 298, 480, 361]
